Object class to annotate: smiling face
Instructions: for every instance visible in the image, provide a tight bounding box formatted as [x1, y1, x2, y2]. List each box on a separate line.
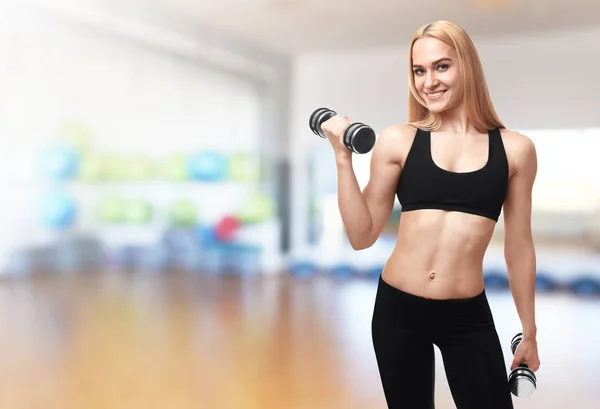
[411, 36, 463, 114]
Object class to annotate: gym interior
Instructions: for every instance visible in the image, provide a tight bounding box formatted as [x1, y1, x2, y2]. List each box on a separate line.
[0, 1, 598, 408]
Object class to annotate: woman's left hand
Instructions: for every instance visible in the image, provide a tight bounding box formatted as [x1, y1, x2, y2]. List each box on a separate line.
[510, 337, 540, 372]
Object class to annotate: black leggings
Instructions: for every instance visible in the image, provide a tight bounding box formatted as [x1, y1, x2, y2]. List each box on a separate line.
[371, 275, 514, 409]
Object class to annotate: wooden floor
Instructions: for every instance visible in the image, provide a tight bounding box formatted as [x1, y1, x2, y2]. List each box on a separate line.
[0, 270, 598, 409]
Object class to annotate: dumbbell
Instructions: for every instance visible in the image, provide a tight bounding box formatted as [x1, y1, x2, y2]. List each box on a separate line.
[508, 332, 537, 397]
[309, 107, 376, 154]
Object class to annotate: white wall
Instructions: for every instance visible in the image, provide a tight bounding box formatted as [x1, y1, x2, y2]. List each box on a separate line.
[289, 25, 600, 250]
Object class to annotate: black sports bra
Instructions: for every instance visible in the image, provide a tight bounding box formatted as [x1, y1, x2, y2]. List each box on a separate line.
[396, 128, 509, 222]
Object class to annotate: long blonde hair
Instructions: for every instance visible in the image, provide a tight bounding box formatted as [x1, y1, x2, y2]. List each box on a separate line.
[407, 21, 504, 133]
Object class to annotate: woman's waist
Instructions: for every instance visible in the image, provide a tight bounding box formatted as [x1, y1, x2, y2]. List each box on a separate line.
[390, 234, 489, 272]
[382, 249, 486, 299]
[374, 274, 494, 334]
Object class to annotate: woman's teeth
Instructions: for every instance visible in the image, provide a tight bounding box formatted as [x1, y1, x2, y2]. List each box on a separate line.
[426, 90, 446, 100]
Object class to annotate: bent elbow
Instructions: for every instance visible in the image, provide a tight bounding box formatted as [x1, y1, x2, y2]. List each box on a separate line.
[349, 237, 375, 251]
[346, 223, 378, 250]
[350, 242, 365, 251]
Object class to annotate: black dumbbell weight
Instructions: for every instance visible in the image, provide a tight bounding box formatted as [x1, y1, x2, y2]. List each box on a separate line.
[508, 332, 537, 397]
[309, 107, 376, 154]
[309, 108, 336, 138]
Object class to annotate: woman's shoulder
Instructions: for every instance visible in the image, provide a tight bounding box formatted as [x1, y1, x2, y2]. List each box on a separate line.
[498, 128, 537, 163]
[498, 128, 535, 149]
[376, 123, 419, 149]
[372, 124, 420, 165]
[379, 123, 419, 140]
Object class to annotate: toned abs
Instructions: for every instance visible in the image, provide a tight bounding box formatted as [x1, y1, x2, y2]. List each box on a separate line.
[382, 208, 497, 299]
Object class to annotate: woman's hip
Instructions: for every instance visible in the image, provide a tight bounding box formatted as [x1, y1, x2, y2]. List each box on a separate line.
[372, 273, 495, 342]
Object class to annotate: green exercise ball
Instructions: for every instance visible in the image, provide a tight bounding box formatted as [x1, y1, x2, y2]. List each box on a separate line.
[160, 154, 189, 181]
[125, 199, 153, 224]
[122, 156, 154, 181]
[228, 154, 258, 181]
[78, 154, 106, 181]
[169, 200, 198, 227]
[237, 194, 276, 224]
[97, 197, 126, 223]
[102, 156, 123, 181]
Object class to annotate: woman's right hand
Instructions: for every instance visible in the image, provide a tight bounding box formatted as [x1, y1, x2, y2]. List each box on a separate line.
[321, 114, 352, 161]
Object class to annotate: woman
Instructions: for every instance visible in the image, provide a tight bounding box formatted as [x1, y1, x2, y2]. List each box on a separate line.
[321, 20, 540, 409]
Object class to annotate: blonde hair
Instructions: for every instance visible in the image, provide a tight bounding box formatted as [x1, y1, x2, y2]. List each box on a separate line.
[407, 20, 504, 133]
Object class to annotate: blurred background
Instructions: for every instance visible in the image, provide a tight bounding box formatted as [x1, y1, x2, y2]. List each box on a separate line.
[0, 0, 598, 408]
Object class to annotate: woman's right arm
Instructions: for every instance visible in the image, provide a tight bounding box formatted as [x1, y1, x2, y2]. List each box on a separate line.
[322, 117, 413, 250]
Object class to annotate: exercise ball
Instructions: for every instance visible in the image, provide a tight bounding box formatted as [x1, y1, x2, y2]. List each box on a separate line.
[237, 194, 276, 224]
[188, 151, 227, 182]
[101, 156, 119, 180]
[78, 154, 106, 181]
[125, 199, 153, 224]
[160, 154, 189, 181]
[122, 156, 154, 181]
[228, 154, 258, 181]
[39, 143, 80, 181]
[196, 224, 216, 244]
[103, 156, 154, 181]
[169, 200, 198, 227]
[41, 192, 77, 229]
[214, 215, 240, 242]
[97, 197, 126, 223]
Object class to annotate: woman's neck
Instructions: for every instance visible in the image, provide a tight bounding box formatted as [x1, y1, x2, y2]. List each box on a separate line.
[436, 104, 474, 135]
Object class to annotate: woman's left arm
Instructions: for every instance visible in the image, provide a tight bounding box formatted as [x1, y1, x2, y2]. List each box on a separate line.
[502, 132, 538, 347]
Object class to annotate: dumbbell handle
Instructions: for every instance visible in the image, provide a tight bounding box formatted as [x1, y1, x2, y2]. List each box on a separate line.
[311, 109, 361, 140]
[509, 331, 537, 398]
[511, 337, 529, 368]
[309, 107, 376, 154]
